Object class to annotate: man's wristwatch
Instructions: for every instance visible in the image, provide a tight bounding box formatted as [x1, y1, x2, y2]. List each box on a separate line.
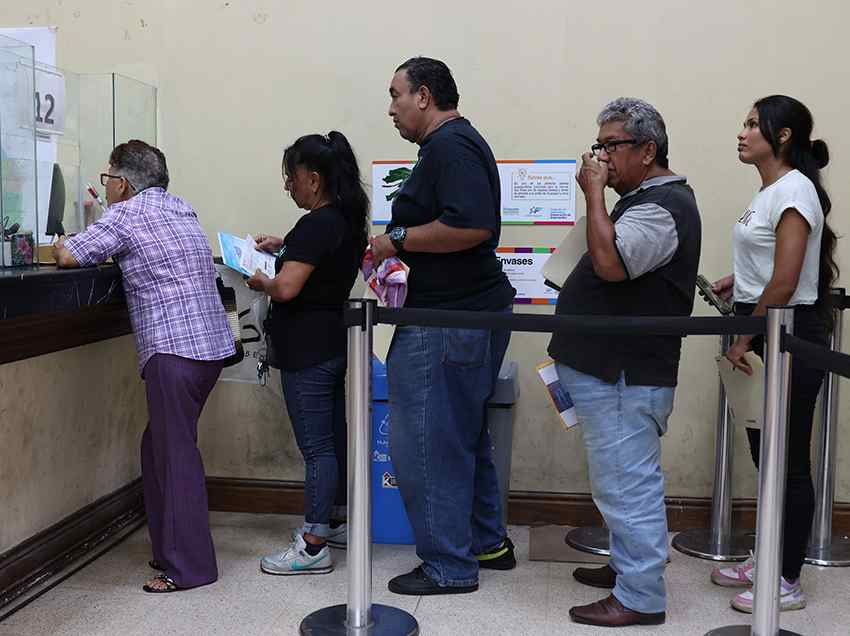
[388, 226, 407, 252]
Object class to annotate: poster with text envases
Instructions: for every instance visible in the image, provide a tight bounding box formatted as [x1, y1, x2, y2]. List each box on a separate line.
[371, 160, 576, 225]
[496, 247, 558, 305]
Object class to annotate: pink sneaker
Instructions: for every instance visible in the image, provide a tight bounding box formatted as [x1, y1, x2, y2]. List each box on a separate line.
[711, 552, 755, 587]
[731, 577, 806, 613]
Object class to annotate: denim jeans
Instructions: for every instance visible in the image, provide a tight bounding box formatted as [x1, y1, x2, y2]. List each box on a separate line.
[556, 364, 674, 613]
[282, 356, 347, 539]
[387, 313, 511, 587]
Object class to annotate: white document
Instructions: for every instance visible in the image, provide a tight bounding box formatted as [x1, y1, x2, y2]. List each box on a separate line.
[717, 352, 765, 428]
[536, 360, 578, 430]
[240, 234, 276, 277]
[541, 216, 588, 290]
[217, 231, 275, 277]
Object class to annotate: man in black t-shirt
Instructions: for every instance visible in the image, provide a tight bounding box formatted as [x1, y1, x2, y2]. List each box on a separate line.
[370, 57, 516, 596]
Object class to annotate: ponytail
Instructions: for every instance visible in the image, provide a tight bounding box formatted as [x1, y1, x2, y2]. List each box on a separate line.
[282, 131, 370, 263]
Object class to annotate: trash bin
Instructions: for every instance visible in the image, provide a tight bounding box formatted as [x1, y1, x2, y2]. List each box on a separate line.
[370, 358, 520, 543]
[371, 357, 416, 544]
[488, 360, 520, 527]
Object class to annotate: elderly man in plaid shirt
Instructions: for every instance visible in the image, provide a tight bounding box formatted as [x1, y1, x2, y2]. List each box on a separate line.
[54, 140, 235, 593]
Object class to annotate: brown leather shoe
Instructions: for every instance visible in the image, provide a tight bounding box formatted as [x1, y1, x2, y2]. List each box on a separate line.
[573, 564, 617, 589]
[569, 594, 665, 627]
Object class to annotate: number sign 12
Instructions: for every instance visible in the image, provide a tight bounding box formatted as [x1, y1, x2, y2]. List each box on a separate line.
[16, 62, 66, 135]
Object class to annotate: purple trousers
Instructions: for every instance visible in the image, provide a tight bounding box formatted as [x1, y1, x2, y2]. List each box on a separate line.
[141, 353, 223, 588]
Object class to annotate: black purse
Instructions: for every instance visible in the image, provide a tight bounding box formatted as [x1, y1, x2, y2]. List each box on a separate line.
[216, 275, 245, 367]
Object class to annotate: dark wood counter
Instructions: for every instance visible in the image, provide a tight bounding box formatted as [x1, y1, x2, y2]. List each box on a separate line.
[0, 265, 131, 365]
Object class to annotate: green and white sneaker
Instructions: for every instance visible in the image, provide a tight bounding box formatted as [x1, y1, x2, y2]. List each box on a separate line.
[261, 534, 333, 575]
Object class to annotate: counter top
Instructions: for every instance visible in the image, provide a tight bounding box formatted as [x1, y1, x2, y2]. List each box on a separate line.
[0, 264, 131, 365]
[0, 264, 125, 321]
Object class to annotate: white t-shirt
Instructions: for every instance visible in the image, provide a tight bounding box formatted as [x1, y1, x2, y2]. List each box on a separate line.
[733, 169, 823, 305]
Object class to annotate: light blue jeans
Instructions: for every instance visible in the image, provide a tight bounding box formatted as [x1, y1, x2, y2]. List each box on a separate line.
[556, 364, 674, 614]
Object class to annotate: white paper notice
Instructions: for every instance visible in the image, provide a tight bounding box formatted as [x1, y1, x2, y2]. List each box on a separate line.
[495, 248, 558, 305]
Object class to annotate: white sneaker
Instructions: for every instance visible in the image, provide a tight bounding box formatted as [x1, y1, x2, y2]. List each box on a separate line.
[711, 552, 755, 587]
[261, 534, 333, 575]
[731, 577, 807, 613]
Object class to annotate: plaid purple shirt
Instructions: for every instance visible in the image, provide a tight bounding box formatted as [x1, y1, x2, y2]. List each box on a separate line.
[65, 187, 235, 375]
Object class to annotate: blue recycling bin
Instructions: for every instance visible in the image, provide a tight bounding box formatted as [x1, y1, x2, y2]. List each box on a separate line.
[371, 357, 416, 544]
[369, 357, 519, 544]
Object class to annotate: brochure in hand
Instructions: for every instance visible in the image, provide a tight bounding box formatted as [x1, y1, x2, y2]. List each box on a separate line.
[218, 232, 276, 278]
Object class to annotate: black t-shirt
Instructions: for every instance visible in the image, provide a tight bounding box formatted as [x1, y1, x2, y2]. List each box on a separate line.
[270, 205, 364, 371]
[388, 117, 515, 310]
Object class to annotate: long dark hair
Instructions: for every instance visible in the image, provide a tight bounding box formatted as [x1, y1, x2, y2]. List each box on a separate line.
[282, 131, 370, 260]
[754, 95, 838, 325]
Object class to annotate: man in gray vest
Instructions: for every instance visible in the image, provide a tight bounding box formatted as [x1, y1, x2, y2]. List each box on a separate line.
[548, 98, 701, 627]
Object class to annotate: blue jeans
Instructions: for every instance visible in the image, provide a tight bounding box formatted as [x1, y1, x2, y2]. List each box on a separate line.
[556, 364, 674, 613]
[282, 356, 347, 538]
[387, 315, 511, 587]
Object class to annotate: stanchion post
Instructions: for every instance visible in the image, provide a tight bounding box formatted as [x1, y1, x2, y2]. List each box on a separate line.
[706, 306, 800, 636]
[673, 333, 755, 561]
[299, 299, 418, 636]
[807, 289, 849, 566]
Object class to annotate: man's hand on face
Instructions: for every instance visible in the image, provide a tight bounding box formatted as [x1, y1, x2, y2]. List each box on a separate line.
[576, 152, 608, 199]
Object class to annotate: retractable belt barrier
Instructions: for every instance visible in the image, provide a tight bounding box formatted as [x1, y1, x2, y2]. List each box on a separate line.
[306, 301, 847, 636]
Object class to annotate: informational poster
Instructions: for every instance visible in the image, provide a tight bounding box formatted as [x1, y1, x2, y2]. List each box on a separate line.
[371, 159, 576, 225]
[496, 247, 558, 305]
[371, 160, 414, 225]
[499, 160, 576, 225]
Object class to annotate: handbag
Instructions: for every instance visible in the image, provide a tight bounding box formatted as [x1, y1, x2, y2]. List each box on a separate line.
[216, 275, 245, 367]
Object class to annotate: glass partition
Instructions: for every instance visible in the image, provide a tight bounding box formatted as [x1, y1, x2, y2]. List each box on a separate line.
[0, 35, 38, 267]
[2, 55, 157, 266]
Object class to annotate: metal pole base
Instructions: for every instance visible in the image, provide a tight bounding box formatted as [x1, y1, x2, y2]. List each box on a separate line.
[705, 626, 801, 636]
[672, 528, 755, 562]
[565, 526, 610, 556]
[806, 534, 850, 567]
[299, 604, 419, 636]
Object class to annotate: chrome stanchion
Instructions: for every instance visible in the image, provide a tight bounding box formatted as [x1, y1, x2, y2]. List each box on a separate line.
[707, 306, 800, 636]
[674, 334, 754, 561]
[807, 290, 849, 566]
[300, 300, 418, 636]
[565, 525, 610, 556]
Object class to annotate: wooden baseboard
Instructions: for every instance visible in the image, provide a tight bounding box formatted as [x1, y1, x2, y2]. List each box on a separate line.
[0, 479, 145, 618]
[205, 477, 850, 533]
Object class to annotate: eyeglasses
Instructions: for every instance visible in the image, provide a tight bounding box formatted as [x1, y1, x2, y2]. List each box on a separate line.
[591, 139, 639, 157]
[100, 173, 136, 190]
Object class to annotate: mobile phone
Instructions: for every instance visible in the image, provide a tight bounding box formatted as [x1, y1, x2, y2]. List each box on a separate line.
[696, 274, 734, 315]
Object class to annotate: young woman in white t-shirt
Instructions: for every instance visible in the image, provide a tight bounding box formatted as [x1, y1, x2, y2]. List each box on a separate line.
[710, 95, 838, 613]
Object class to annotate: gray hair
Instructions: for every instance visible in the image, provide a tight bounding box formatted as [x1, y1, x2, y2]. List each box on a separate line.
[597, 97, 669, 168]
[109, 140, 169, 192]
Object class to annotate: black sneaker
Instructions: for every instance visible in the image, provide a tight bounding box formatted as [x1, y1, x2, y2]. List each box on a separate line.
[388, 566, 478, 596]
[476, 537, 516, 570]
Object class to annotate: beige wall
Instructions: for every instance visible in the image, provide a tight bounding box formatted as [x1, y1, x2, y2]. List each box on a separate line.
[2, 1, 849, 507]
[0, 337, 147, 554]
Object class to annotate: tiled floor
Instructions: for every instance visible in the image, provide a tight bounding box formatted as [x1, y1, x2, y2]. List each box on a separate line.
[0, 512, 846, 635]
